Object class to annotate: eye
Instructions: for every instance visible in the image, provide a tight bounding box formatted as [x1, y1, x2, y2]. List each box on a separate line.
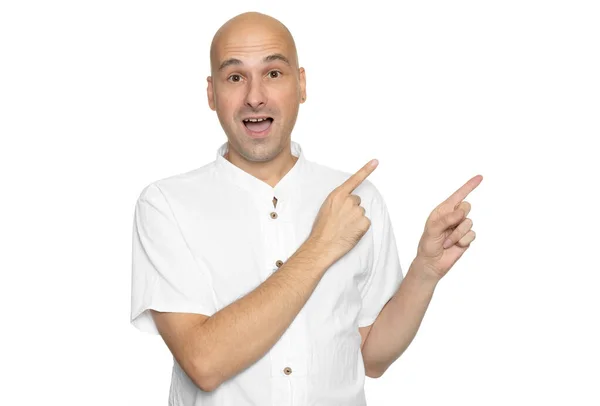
[228, 74, 242, 83]
[268, 70, 281, 79]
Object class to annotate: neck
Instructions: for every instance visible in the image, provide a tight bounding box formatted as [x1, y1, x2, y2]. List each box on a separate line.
[224, 142, 298, 188]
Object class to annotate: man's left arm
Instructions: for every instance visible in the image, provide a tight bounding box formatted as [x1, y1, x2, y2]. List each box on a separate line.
[361, 257, 438, 378]
[361, 174, 482, 377]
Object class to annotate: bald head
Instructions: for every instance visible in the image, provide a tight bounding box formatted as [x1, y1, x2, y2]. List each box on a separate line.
[210, 12, 299, 76]
[205, 12, 306, 164]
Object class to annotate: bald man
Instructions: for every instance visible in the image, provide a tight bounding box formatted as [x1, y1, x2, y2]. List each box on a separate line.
[130, 10, 461, 406]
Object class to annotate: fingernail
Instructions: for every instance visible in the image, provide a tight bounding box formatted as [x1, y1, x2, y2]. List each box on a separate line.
[443, 239, 453, 248]
[371, 159, 379, 167]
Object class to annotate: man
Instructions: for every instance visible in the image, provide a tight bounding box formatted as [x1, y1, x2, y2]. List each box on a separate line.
[130, 11, 482, 405]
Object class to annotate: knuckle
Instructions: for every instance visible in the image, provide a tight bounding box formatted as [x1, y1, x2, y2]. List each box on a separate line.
[444, 212, 455, 226]
[455, 211, 465, 224]
[446, 229, 456, 241]
[331, 190, 344, 202]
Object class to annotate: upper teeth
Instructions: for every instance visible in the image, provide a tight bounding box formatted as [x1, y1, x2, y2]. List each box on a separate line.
[244, 118, 269, 122]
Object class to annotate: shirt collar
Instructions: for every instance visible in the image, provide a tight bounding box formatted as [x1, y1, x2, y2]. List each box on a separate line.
[214, 140, 307, 203]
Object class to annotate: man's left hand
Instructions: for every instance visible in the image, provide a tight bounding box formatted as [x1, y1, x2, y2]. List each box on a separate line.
[415, 174, 483, 281]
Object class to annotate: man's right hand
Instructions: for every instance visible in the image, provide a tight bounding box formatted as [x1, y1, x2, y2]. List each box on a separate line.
[308, 159, 379, 267]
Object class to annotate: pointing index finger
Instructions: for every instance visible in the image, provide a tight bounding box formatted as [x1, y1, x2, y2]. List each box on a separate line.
[338, 159, 379, 194]
[444, 174, 483, 208]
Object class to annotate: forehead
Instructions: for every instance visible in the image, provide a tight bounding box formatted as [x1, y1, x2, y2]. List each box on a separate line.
[214, 25, 294, 65]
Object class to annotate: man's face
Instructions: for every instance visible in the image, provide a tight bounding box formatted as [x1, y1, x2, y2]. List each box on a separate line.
[207, 24, 306, 162]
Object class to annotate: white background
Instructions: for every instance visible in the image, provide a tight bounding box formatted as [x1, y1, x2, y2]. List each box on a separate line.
[1, 0, 599, 405]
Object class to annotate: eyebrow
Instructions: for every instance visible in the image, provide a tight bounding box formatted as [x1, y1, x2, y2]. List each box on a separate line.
[218, 53, 291, 72]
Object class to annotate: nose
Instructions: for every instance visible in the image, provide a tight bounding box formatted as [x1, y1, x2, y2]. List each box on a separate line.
[244, 78, 267, 110]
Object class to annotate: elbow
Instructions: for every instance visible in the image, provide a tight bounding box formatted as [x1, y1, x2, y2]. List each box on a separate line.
[366, 372, 383, 379]
[194, 375, 219, 393]
[366, 368, 384, 379]
[191, 360, 222, 393]
[365, 361, 386, 379]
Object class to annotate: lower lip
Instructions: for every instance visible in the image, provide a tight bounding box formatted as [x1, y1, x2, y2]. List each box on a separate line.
[243, 120, 273, 139]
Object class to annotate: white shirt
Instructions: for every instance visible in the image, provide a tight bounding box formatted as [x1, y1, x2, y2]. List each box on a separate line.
[130, 140, 404, 405]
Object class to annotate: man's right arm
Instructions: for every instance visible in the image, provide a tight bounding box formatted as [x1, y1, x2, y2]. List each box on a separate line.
[151, 238, 332, 392]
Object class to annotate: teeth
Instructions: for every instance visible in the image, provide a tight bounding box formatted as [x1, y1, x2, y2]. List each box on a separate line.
[243, 118, 269, 122]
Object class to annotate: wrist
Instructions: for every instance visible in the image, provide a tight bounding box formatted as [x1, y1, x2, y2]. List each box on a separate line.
[300, 238, 336, 272]
[409, 256, 443, 285]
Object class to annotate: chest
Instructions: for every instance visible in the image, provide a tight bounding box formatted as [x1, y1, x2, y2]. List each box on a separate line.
[173, 186, 374, 314]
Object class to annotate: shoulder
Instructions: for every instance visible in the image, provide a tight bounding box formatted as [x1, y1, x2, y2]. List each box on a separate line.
[135, 161, 217, 205]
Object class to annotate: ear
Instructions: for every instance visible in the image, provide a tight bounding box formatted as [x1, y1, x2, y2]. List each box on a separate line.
[299, 67, 306, 103]
[207, 76, 216, 111]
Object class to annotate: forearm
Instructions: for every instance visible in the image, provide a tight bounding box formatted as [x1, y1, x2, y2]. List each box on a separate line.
[361, 257, 439, 377]
[199, 239, 331, 388]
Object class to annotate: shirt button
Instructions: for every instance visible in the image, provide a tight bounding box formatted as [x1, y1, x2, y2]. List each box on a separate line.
[283, 367, 292, 375]
[275, 260, 283, 268]
[270, 211, 278, 219]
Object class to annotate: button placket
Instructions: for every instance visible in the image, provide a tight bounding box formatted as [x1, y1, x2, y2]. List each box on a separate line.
[267, 199, 283, 273]
[264, 195, 288, 379]
[264, 195, 298, 384]
[279, 195, 309, 380]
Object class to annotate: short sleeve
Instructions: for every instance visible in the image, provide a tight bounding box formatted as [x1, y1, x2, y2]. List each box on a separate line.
[357, 188, 404, 327]
[130, 183, 216, 335]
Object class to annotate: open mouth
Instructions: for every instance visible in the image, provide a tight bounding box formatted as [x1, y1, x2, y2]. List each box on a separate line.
[242, 117, 274, 135]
